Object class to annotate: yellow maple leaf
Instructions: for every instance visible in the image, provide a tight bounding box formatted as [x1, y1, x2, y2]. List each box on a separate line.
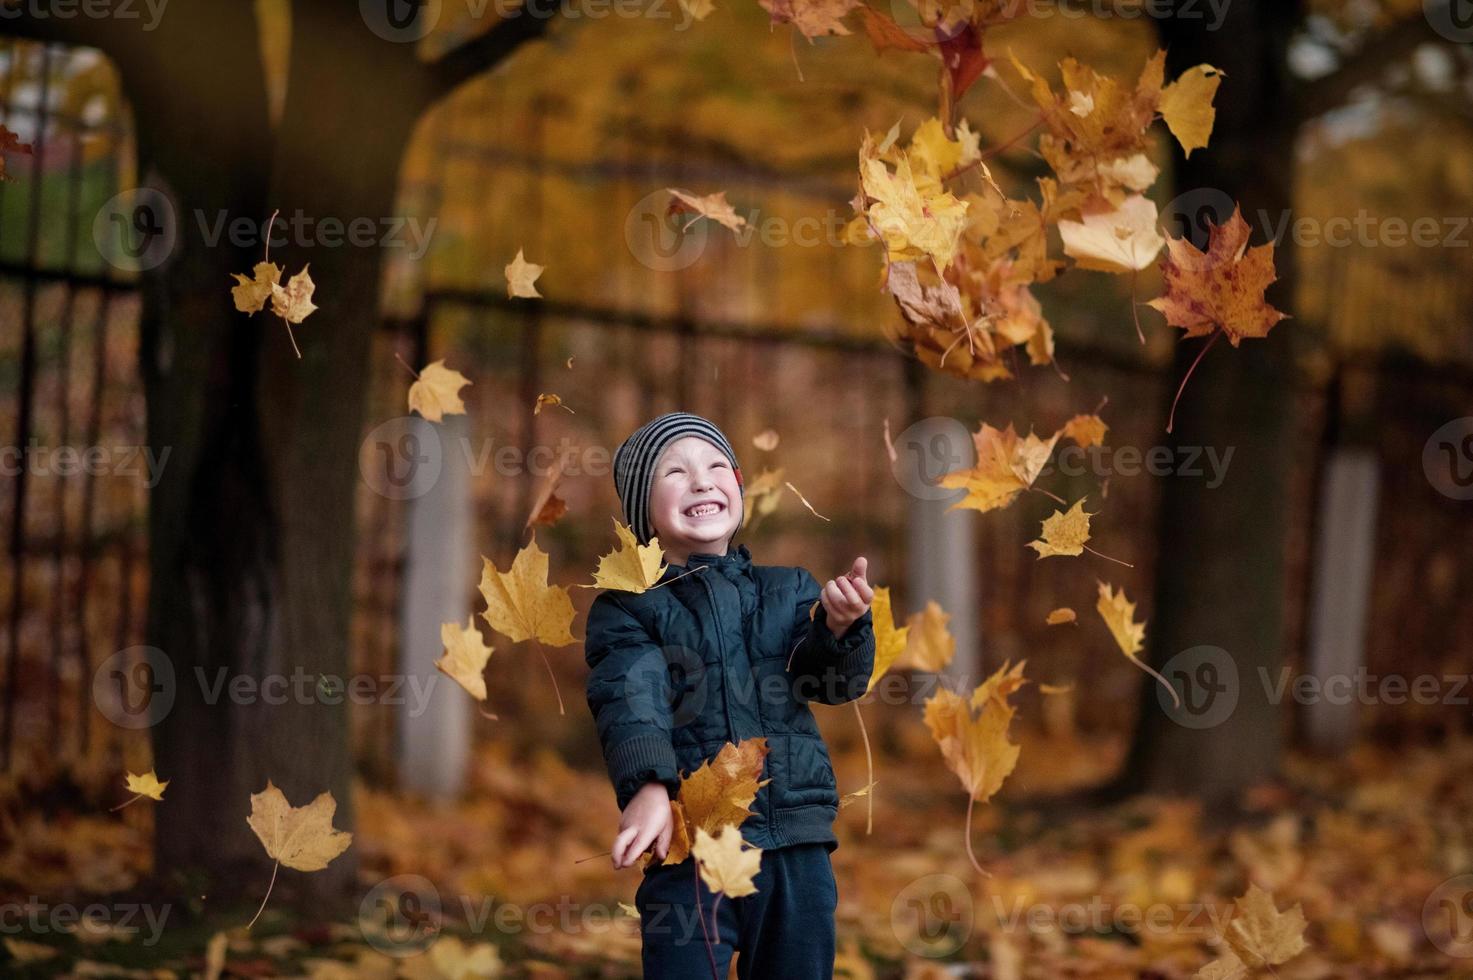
[939, 422, 1061, 514]
[1095, 580, 1145, 658]
[667, 187, 748, 232]
[583, 519, 667, 594]
[692, 825, 763, 898]
[231, 261, 282, 315]
[1061, 413, 1108, 449]
[923, 663, 1026, 873]
[677, 0, 714, 20]
[270, 265, 317, 324]
[1028, 500, 1093, 558]
[125, 769, 168, 801]
[407, 360, 470, 424]
[1096, 581, 1179, 709]
[864, 586, 910, 695]
[434, 618, 494, 702]
[505, 247, 545, 299]
[477, 534, 577, 647]
[247, 781, 353, 872]
[860, 139, 970, 275]
[658, 738, 771, 867]
[113, 768, 169, 810]
[1160, 64, 1223, 158]
[902, 600, 956, 673]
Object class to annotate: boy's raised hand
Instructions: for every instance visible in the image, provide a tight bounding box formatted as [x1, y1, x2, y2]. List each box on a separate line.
[821, 556, 873, 637]
[611, 781, 674, 870]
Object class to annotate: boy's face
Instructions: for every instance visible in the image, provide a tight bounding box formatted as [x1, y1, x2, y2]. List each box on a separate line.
[647, 435, 742, 559]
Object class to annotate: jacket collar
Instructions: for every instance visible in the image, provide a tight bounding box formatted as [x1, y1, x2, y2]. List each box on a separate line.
[660, 541, 752, 581]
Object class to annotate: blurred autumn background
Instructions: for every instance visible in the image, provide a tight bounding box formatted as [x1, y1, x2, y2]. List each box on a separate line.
[1, 0, 1472, 976]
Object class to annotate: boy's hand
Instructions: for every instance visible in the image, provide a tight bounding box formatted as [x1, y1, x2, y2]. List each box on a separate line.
[822, 556, 873, 638]
[611, 781, 674, 870]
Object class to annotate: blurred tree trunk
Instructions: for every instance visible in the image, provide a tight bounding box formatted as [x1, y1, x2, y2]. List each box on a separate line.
[7, 4, 554, 912]
[1111, 0, 1304, 806]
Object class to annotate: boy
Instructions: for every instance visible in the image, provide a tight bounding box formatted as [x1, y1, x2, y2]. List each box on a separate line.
[584, 411, 876, 978]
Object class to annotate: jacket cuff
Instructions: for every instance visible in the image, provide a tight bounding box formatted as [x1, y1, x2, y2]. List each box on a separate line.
[810, 604, 874, 674]
[607, 731, 682, 810]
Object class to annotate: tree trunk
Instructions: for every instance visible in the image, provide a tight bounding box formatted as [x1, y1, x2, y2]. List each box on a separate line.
[1111, 0, 1304, 806]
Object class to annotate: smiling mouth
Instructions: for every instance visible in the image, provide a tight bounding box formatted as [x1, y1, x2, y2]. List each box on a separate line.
[682, 501, 725, 518]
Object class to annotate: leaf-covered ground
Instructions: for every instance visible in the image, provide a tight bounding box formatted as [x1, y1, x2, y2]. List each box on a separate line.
[5, 730, 1472, 978]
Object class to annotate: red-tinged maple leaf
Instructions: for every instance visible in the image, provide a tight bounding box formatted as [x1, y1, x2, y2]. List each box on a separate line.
[1147, 204, 1289, 432]
[939, 22, 989, 105]
[1147, 204, 1287, 345]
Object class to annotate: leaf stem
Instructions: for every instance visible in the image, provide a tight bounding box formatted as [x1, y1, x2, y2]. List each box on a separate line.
[247, 859, 279, 930]
[1166, 328, 1223, 434]
[1084, 545, 1134, 568]
[853, 700, 875, 835]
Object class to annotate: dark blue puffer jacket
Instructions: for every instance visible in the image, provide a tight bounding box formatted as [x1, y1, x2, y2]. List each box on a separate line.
[583, 541, 876, 853]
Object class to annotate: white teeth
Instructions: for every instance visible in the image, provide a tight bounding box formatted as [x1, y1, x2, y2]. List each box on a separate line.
[684, 502, 721, 517]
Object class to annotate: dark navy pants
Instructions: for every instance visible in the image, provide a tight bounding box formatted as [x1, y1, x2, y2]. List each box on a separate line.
[635, 842, 837, 979]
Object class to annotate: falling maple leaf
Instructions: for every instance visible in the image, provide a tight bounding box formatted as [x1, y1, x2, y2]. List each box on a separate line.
[434, 617, 494, 703]
[231, 262, 282, 315]
[1058, 194, 1165, 274]
[923, 660, 1027, 874]
[1147, 205, 1287, 345]
[477, 535, 577, 714]
[245, 781, 352, 928]
[1096, 581, 1178, 709]
[756, 0, 860, 40]
[271, 265, 317, 324]
[406, 360, 470, 424]
[1045, 607, 1077, 626]
[666, 188, 748, 233]
[1061, 413, 1108, 449]
[1160, 64, 1224, 158]
[579, 519, 666, 594]
[1029, 501, 1132, 565]
[654, 738, 771, 867]
[505, 247, 544, 299]
[863, 586, 910, 696]
[741, 467, 786, 530]
[533, 392, 573, 415]
[111, 770, 168, 811]
[901, 600, 956, 673]
[1029, 500, 1093, 558]
[692, 824, 762, 898]
[1147, 205, 1288, 432]
[939, 422, 1062, 514]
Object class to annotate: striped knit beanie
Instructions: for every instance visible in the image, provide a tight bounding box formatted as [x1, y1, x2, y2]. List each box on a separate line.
[613, 412, 745, 545]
